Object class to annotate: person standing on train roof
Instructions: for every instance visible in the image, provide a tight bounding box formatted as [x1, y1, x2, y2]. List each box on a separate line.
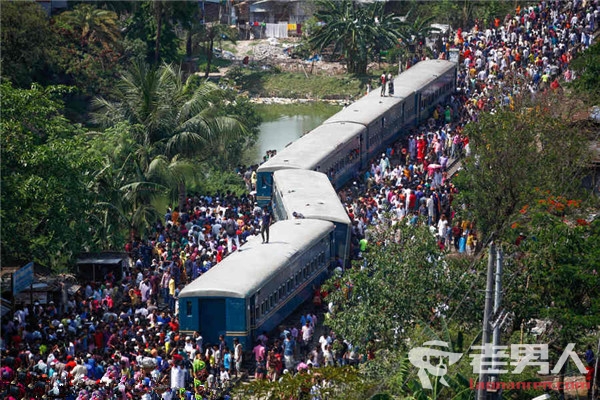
[387, 72, 394, 96]
[261, 206, 271, 243]
[224, 212, 241, 253]
[380, 71, 386, 96]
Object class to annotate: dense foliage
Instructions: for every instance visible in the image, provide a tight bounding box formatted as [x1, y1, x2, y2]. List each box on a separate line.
[0, 83, 102, 269]
[0, 1, 260, 269]
[453, 94, 593, 241]
[308, 0, 404, 74]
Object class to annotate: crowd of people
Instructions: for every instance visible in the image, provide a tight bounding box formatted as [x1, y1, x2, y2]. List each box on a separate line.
[1, 1, 597, 399]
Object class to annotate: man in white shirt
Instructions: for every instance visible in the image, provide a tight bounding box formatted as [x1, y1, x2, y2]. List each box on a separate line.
[319, 333, 332, 353]
[302, 321, 314, 343]
[170, 361, 186, 391]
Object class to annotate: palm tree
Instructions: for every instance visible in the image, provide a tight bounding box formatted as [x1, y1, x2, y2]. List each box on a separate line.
[56, 4, 120, 48]
[200, 23, 238, 78]
[398, 11, 441, 60]
[308, 0, 404, 75]
[92, 62, 247, 233]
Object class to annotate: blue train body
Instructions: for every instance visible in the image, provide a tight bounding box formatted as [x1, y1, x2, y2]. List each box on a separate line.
[178, 219, 333, 349]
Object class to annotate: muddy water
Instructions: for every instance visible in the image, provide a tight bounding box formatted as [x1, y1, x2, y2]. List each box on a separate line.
[242, 103, 341, 165]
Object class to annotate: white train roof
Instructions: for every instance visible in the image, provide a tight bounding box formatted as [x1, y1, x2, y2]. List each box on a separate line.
[325, 60, 456, 126]
[257, 122, 364, 172]
[273, 170, 351, 225]
[179, 219, 334, 299]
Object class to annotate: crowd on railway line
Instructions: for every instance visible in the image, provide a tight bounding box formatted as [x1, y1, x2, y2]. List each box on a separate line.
[2, 1, 599, 399]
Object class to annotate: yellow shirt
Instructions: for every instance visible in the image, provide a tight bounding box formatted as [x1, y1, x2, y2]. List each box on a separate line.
[169, 277, 176, 296]
[466, 234, 475, 247]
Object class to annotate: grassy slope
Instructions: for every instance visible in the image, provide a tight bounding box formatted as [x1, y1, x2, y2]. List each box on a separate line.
[231, 69, 382, 100]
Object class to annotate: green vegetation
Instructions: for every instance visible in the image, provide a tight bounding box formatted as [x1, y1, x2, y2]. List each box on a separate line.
[308, 0, 404, 74]
[226, 66, 376, 100]
[254, 102, 342, 123]
[91, 62, 252, 238]
[454, 94, 593, 241]
[0, 83, 104, 269]
[569, 42, 600, 104]
[0, 1, 262, 270]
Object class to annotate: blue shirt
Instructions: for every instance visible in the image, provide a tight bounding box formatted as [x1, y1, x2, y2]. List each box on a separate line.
[284, 338, 295, 356]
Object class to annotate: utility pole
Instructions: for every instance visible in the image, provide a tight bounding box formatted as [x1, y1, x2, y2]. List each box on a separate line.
[478, 243, 496, 400]
[489, 247, 503, 400]
[593, 335, 600, 400]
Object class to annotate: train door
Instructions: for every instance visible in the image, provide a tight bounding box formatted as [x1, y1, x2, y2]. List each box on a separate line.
[415, 92, 422, 126]
[256, 171, 273, 207]
[359, 133, 367, 170]
[402, 103, 405, 124]
[199, 298, 226, 345]
[249, 295, 257, 341]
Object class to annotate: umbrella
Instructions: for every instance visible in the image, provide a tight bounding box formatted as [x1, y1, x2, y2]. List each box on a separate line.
[297, 362, 308, 371]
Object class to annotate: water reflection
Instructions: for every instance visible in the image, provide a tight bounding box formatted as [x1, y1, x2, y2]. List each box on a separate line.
[243, 105, 341, 165]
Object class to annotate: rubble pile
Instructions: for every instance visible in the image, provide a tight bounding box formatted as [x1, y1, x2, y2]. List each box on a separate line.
[252, 43, 288, 60]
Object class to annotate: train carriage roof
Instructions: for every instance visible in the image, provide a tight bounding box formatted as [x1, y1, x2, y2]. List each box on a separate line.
[179, 219, 334, 299]
[273, 170, 351, 225]
[325, 60, 456, 126]
[256, 122, 364, 173]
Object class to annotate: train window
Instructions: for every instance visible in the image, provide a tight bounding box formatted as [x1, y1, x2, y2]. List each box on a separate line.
[269, 295, 274, 309]
[295, 272, 300, 286]
[303, 267, 307, 279]
[255, 306, 260, 320]
[261, 302, 266, 315]
[274, 291, 278, 304]
[186, 301, 192, 317]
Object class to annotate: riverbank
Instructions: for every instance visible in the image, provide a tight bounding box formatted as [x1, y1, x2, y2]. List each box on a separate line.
[249, 97, 349, 105]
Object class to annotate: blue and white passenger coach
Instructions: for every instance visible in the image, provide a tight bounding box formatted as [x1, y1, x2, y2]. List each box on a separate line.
[255, 122, 364, 206]
[256, 60, 456, 206]
[271, 169, 351, 267]
[178, 219, 334, 348]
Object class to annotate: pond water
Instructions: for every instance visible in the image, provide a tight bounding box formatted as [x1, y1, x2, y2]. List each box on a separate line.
[242, 103, 342, 165]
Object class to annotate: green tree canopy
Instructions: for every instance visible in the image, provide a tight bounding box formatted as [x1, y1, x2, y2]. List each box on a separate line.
[569, 41, 600, 104]
[0, 1, 56, 87]
[0, 83, 102, 270]
[308, 0, 404, 74]
[91, 62, 250, 235]
[453, 93, 592, 242]
[323, 221, 464, 347]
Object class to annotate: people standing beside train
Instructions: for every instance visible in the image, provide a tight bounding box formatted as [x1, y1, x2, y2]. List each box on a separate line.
[233, 337, 243, 378]
[253, 340, 266, 380]
[283, 333, 296, 371]
[261, 206, 272, 243]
